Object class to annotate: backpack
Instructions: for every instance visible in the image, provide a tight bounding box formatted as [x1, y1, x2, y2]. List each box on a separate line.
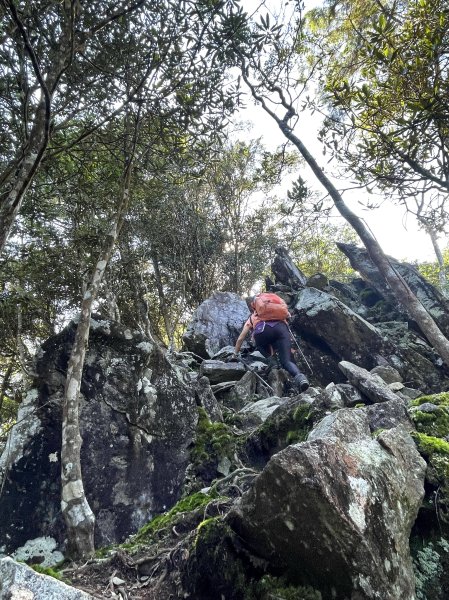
[252, 292, 290, 321]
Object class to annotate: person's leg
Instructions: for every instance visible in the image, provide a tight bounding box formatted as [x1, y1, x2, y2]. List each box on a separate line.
[253, 329, 273, 359]
[271, 324, 299, 376]
[272, 324, 309, 391]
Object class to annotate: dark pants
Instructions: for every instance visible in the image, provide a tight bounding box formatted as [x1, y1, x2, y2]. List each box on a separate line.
[254, 322, 302, 377]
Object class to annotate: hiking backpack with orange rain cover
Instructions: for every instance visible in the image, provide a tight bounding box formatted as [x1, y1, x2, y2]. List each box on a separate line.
[251, 293, 290, 321]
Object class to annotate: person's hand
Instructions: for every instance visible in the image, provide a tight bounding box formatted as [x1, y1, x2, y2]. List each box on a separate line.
[232, 351, 240, 360]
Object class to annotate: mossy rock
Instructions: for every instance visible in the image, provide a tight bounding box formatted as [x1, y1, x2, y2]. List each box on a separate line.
[29, 563, 65, 582]
[412, 393, 449, 407]
[411, 536, 449, 600]
[411, 393, 449, 438]
[182, 518, 250, 600]
[243, 400, 314, 468]
[183, 517, 323, 600]
[101, 490, 217, 555]
[191, 407, 239, 484]
[411, 431, 449, 527]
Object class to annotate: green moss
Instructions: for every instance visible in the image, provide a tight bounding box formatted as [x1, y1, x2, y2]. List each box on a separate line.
[252, 402, 314, 463]
[133, 492, 212, 542]
[412, 393, 449, 407]
[410, 393, 449, 438]
[191, 407, 236, 467]
[29, 564, 64, 581]
[411, 432, 449, 458]
[250, 574, 322, 600]
[183, 517, 249, 599]
[411, 432, 449, 527]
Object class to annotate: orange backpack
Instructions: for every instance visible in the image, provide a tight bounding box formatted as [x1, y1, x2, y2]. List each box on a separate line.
[252, 293, 290, 321]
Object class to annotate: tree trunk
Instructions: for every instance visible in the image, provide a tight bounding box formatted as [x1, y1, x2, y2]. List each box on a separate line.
[151, 253, 175, 347]
[0, 363, 14, 414]
[61, 168, 132, 559]
[241, 71, 449, 366]
[0, 102, 50, 254]
[427, 228, 448, 298]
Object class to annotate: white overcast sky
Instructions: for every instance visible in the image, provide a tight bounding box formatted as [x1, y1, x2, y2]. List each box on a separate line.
[236, 0, 439, 263]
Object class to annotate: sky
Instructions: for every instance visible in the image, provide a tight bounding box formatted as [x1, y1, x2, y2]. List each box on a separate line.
[237, 0, 441, 264]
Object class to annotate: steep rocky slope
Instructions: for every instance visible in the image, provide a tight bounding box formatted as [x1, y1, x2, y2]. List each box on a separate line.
[1, 246, 449, 599]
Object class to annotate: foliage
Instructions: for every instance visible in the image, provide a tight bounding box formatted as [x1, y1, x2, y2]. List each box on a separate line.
[315, 0, 449, 233]
[413, 538, 449, 600]
[414, 248, 449, 295]
[251, 574, 322, 600]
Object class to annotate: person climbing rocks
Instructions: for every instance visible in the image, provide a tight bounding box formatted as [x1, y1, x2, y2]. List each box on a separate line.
[233, 293, 310, 393]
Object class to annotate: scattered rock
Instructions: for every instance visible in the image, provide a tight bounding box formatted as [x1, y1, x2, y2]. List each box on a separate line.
[371, 365, 403, 384]
[0, 557, 94, 599]
[195, 376, 223, 422]
[339, 360, 403, 404]
[271, 246, 307, 288]
[337, 243, 449, 339]
[364, 400, 414, 433]
[306, 272, 329, 290]
[199, 360, 246, 384]
[239, 396, 288, 423]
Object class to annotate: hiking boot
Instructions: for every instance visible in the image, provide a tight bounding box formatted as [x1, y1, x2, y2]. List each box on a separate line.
[294, 373, 309, 393]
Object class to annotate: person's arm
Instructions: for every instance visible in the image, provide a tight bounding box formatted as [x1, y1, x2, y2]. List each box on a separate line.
[234, 322, 252, 354]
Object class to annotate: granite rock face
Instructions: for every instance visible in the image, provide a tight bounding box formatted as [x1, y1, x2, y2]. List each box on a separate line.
[337, 242, 449, 338]
[229, 409, 426, 600]
[183, 291, 249, 358]
[0, 558, 94, 600]
[0, 319, 197, 557]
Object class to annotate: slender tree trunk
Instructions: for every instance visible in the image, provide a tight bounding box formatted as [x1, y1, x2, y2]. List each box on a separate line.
[61, 167, 132, 559]
[427, 228, 448, 298]
[0, 103, 50, 254]
[241, 72, 449, 366]
[151, 253, 175, 348]
[0, 363, 14, 414]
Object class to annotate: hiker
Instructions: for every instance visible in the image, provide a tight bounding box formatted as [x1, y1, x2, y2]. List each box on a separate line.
[233, 293, 310, 392]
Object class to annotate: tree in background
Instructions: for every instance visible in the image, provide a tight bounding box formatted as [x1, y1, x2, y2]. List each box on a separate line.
[103, 138, 294, 347]
[0, 0, 247, 558]
[416, 246, 449, 296]
[311, 0, 449, 292]
[270, 175, 356, 280]
[0, 0, 240, 254]
[228, 0, 449, 366]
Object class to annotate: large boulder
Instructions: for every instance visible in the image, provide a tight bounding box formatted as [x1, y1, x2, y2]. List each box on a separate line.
[0, 557, 93, 600]
[199, 359, 246, 384]
[183, 292, 249, 358]
[292, 287, 449, 392]
[337, 242, 449, 338]
[338, 361, 403, 404]
[0, 318, 197, 559]
[293, 287, 398, 369]
[271, 246, 307, 288]
[229, 408, 426, 599]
